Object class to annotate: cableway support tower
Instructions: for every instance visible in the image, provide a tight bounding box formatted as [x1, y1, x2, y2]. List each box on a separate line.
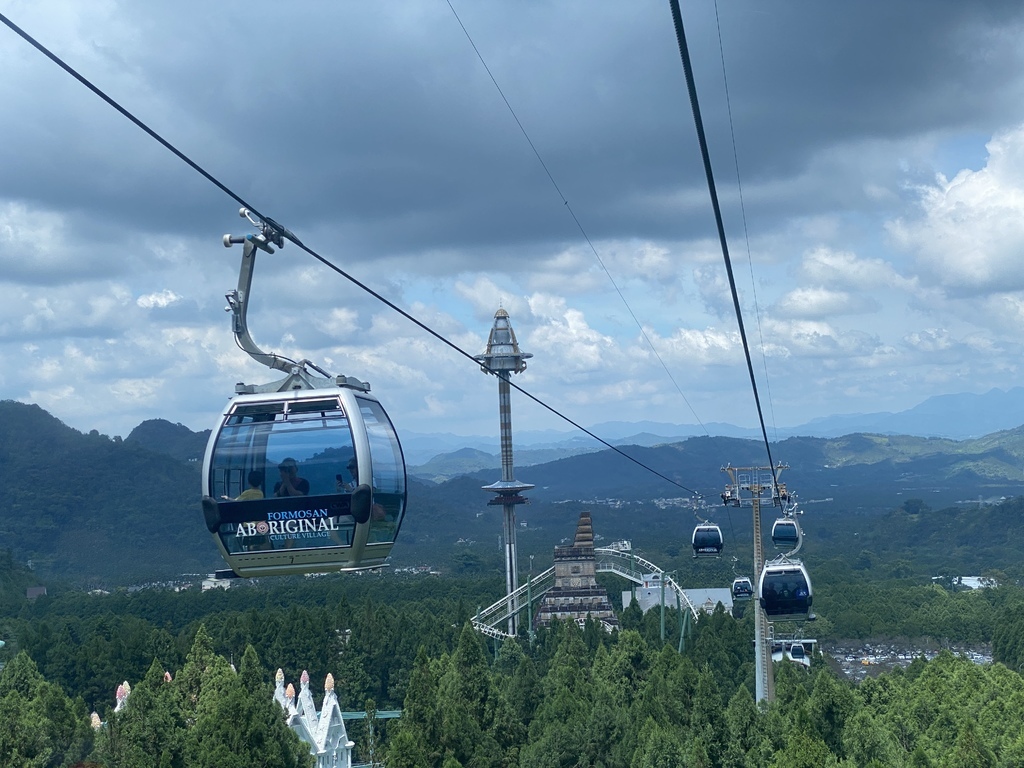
[721, 464, 788, 704]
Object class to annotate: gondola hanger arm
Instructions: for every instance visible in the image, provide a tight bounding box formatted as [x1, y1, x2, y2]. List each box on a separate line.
[223, 208, 302, 376]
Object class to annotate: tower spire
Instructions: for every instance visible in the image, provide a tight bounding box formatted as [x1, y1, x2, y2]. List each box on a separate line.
[475, 308, 534, 635]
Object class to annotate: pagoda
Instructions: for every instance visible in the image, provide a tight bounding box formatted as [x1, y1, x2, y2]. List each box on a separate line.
[534, 511, 619, 630]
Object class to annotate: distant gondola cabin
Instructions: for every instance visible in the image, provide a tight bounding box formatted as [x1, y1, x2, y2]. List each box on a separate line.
[758, 561, 813, 622]
[692, 524, 723, 558]
[771, 518, 800, 549]
[731, 576, 754, 601]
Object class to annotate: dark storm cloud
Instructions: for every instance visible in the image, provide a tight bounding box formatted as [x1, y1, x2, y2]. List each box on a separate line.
[4, 2, 1024, 268]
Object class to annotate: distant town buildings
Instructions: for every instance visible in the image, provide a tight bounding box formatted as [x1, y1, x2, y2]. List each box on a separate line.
[955, 576, 997, 589]
[201, 576, 232, 591]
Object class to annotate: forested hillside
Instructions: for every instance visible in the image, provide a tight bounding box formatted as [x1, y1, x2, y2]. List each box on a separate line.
[0, 633, 312, 767]
[0, 401, 221, 583]
[7, 575, 1024, 766]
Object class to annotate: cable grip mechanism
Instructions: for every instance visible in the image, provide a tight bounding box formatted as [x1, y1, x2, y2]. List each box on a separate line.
[223, 208, 302, 253]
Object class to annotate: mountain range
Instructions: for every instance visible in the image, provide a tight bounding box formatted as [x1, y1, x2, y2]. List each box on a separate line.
[4, 389, 1024, 586]
[405, 387, 1024, 475]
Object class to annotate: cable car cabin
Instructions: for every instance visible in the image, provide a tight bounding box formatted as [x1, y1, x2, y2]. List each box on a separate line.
[771, 518, 800, 549]
[731, 576, 754, 601]
[758, 562, 813, 622]
[692, 524, 723, 558]
[771, 640, 812, 668]
[200, 388, 406, 577]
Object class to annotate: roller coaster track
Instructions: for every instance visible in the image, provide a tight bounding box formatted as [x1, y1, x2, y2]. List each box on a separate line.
[472, 546, 700, 639]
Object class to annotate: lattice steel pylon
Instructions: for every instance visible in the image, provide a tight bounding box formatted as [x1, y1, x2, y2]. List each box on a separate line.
[475, 308, 533, 636]
[722, 464, 788, 703]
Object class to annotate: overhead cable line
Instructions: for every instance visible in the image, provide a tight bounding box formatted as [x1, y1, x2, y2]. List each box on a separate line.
[0, 10, 700, 497]
[712, 0, 779, 442]
[446, 0, 709, 437]
[666, 0, 780, 487]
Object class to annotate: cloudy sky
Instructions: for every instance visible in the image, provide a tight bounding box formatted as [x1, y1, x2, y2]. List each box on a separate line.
[2, 1, 1024, 444]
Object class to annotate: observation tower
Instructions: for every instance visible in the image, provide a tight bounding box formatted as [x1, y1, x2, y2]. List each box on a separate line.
[475, 308, 533, 636]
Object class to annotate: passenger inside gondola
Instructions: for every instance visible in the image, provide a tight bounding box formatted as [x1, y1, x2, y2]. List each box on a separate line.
[337, 458, 359, 492]
[274, 458, 309, 497]
[236, 470, 265, 501]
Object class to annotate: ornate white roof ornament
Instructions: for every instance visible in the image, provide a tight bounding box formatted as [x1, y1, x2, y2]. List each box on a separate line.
[272, 668, 354, 767]
[114, 681, 131, 712]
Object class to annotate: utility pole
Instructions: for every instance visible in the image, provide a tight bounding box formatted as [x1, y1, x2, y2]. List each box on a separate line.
[722, 464, 787, 704]
[476, 308, 533, 636]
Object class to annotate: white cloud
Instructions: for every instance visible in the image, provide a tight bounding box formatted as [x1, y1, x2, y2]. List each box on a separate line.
[692, 264, 739, 320]
[311, 307, 359, 338]
[646, 326, 739, 367]
[525, 244, 608, 295]
[902, 328, 955, 354]
[799, 247, 913, 292]
[453, 275, 530, 322]
[136, 289, 182, 309]
[525, 297, 617, 376]
[773, 286, 878, 319]
[6, 3, 1024, 439]
[109, 377, 162, 404]
[888, 124, 1024, 294]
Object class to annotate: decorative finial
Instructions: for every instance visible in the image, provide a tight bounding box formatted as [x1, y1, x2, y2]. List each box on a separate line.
[325, 673, 335, 692]
[300, 670, 310, 689]
[286, 683, 295, 700]
[474, 307, 532, 374]
[90, 712, 102, 730]
[276, 668, 285, 684]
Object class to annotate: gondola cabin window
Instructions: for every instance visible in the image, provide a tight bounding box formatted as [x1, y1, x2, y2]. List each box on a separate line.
[211, 399, 356, 500]
[208, 398, 362, 556]
[358, 397, 407, 542]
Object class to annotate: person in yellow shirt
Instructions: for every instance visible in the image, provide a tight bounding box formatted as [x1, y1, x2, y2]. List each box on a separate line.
[236, 470, 265, 501]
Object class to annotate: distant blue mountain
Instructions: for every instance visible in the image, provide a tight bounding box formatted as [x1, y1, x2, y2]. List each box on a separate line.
[786, 387, 1024, 439]
[403, 387, 1024, 465]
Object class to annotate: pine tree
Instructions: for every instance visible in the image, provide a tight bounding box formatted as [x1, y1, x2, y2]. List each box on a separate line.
[97, 658, 183, 768]
[435, 624, 495, 765]
[182, 643, 312, 768]
[0, 651, 92, 768]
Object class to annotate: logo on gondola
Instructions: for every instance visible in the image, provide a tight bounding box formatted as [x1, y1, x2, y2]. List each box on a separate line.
[236, 508, 340, 541]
